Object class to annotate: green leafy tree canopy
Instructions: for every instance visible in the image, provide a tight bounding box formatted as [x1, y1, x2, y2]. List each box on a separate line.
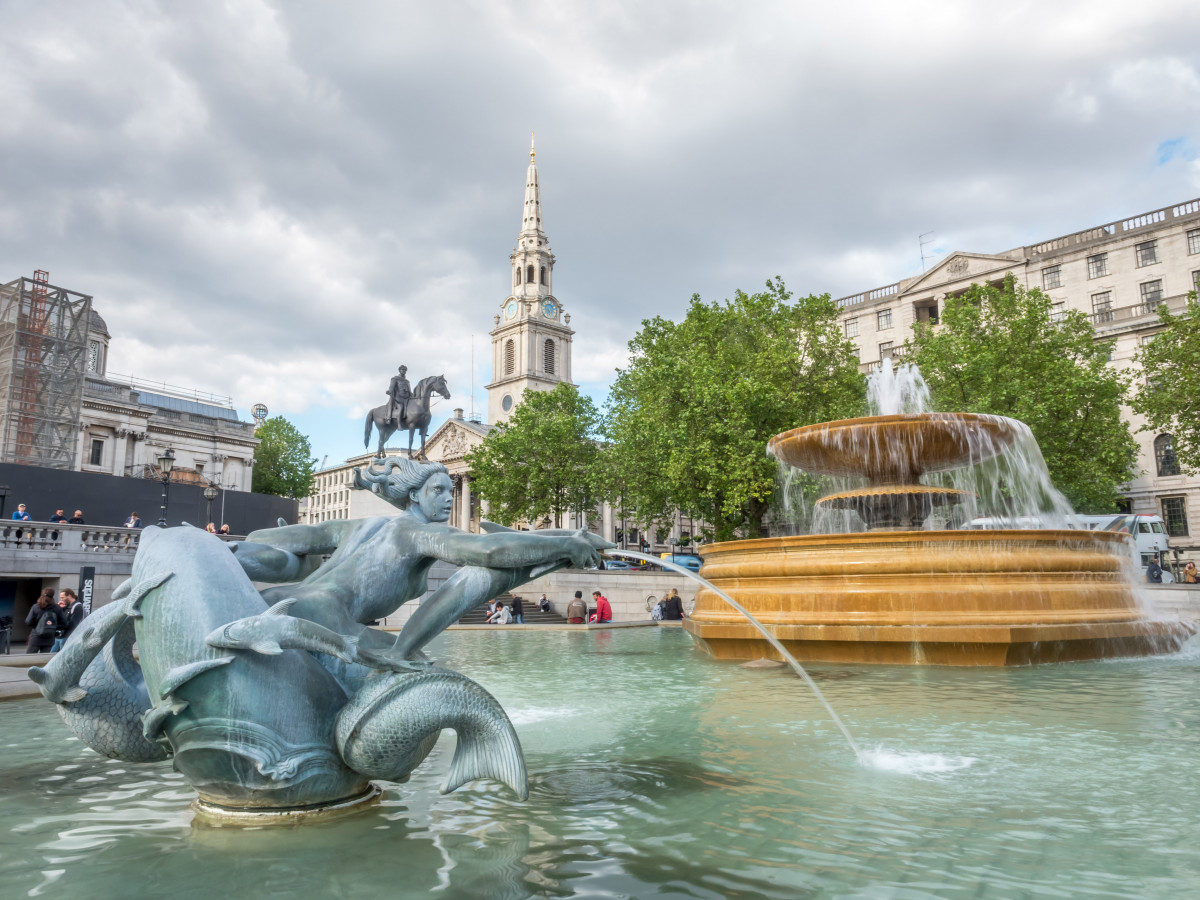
[604, 277, 863, 541]
[466, 382, 603, 527]
[251, 416, 318, 499]
[905, 274, 1137, 512]
[1133, 291, 1200, 473]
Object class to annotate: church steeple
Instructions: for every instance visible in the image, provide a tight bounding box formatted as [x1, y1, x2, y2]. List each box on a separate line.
[486, 137, 574, 424]
[520, 133, 544, 245]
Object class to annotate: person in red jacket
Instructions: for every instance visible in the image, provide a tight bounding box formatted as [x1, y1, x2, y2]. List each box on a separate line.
[592, 590, 612, 623]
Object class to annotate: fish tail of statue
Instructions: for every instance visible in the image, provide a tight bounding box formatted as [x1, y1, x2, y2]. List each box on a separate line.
[335, 669, 528, 800]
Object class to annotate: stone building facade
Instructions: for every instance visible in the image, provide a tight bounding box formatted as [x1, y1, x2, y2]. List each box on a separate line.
[833, 197, 1200, 555]
[79, 307, 259, 492]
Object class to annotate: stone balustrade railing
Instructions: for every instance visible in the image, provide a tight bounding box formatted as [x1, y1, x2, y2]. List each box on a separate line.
[0, 522, 143, 553]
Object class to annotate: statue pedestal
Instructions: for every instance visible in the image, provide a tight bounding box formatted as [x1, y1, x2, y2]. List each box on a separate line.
[190, 784, 382, 827]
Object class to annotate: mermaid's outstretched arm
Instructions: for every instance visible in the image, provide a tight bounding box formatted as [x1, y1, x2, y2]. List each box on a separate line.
[390, 526, 614, 660]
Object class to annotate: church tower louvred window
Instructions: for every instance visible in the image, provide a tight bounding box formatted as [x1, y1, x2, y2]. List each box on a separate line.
[505, 339, 515, 376]
[544, 339, 555, 375]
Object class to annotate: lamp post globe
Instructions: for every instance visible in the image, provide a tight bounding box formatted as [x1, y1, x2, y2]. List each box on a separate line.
[157, 448, 175, 527]
[203, 484, 218, 528]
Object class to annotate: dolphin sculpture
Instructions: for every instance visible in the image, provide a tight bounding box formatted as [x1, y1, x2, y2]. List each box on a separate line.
[31, 525, 532, 813]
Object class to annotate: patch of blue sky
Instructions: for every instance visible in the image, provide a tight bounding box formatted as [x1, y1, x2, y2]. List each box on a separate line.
[1156, 137, 1195, 166]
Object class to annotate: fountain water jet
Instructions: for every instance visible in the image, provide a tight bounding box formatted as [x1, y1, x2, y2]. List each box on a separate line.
[684, 360, 1193, 665]
[606, 549, 863, 761]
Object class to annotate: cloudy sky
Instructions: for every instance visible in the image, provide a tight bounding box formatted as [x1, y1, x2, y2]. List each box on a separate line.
[3, 0, 1199, 467]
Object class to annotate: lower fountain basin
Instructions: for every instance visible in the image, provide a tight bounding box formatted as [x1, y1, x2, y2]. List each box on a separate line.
[686, 529, 1192, 665]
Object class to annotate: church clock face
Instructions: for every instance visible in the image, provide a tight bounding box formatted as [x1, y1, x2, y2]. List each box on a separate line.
[504, 300, 518, 320]
[542, 300, 556, 318]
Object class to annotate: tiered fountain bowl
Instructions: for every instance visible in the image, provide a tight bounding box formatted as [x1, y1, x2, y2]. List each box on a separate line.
[683, 413, 1192, 666]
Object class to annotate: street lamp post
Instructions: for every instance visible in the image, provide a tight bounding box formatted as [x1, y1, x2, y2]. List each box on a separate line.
[203, 484, 218, 529]
[157, 448, 175, 527]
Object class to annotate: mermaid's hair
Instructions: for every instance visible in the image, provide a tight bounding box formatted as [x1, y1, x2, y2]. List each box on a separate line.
[352, 457, 448, 510]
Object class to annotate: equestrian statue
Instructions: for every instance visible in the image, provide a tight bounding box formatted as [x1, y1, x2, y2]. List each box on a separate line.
[364, 365, 450, 459]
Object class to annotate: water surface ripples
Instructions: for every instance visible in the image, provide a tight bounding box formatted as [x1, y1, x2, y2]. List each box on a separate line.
[4, 628, 1200, 898]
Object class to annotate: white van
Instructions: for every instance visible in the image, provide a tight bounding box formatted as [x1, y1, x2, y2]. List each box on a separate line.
[1092, 514, 1171, 569]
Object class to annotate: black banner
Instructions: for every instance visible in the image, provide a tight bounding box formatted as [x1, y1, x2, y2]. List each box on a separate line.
[79, 566, 96, 614]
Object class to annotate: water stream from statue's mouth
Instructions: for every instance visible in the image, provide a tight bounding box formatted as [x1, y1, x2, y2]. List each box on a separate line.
[604, 549, 863, 762]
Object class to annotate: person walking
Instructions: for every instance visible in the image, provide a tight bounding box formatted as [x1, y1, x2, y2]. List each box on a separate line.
[660, 588, 685, 620]
[1146, 557, 1164, 584]
[592, 590, 612, 624]
[58, 588, 86, 641]
[511, 595, 525, 625]
[24, 589, 60, 654]
[566, 591, 587, 624]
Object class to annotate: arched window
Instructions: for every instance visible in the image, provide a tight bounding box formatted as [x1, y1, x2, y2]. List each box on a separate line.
[526, 265, 534, 283]
[514, 268, 521, 286]
[540, 267, 547, 285]
[1155, 434, 1181, 477]
[544, 339, 555, 375]
[504, 339, 515, 376]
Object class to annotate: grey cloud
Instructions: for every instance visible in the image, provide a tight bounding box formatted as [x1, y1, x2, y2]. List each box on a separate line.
[1, 0, 1199, 462]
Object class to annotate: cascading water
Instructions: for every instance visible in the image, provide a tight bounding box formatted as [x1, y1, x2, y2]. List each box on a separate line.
[776, 358, 1076, 535]
[687, 355, 1192, 666]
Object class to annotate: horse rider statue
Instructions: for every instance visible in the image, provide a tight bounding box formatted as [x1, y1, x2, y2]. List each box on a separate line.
[387, 365, 412, 430]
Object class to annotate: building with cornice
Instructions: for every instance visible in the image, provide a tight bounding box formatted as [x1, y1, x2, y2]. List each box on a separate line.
[833, 197, 1200, 557]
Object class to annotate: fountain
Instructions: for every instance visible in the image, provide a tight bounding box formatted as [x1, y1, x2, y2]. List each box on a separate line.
[684, 361, 1192, 665]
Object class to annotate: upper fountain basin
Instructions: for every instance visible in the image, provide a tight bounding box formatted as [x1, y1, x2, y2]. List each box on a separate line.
[768, 413, 1020, 483]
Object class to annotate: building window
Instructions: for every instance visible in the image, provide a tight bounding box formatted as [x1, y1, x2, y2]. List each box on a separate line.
[1154, 434, 1181, 477]
[1050, 301, 1066, 321]
[879, 341, 894, 360]
[1188, 228, 1200, 255]
[526, 265, 534, 283]
[501, 394, 513, 412]
[844, 318, 858, 338]
[851, 346, 859, 362]
[514, 269, 521, 286]
[89, 439, 103, 466]
[543, 339, 555, 375]
[504, 339, 515, 375]
[87, 341, 100, 373]
[1087, 253, 1109, 279]
[1140, 280, 1164, 306]
[1091, 291, 1112, 315]
[1193, 269, 1200, 294]
[1042, 265, 1062, 290]
[877, 309, 892, 329]
[1135, 240, 1159, 268]
[1162, 496, 1189, 537]
[540, 267, 547, 285]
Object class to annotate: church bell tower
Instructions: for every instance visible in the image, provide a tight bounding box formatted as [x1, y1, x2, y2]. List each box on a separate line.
[486, 136, 575, 424]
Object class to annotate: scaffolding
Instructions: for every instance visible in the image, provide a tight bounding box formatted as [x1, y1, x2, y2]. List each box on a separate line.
[0, 272, 92, 468]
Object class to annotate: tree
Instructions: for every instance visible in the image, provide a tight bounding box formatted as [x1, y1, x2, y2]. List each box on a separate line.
[905, 274, 1137, 512]
[604, 278, 863, 542]
[251, 416, 318, 499]
[1133, 291, 1200, 473]
[466, 382, 603, 527]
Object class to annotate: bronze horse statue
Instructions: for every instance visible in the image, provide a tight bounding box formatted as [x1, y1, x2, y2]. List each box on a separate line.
[364, 374, 450, 459]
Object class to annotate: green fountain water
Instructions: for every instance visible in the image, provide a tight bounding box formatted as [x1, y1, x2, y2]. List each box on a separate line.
[5, 627, 1200, 898]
